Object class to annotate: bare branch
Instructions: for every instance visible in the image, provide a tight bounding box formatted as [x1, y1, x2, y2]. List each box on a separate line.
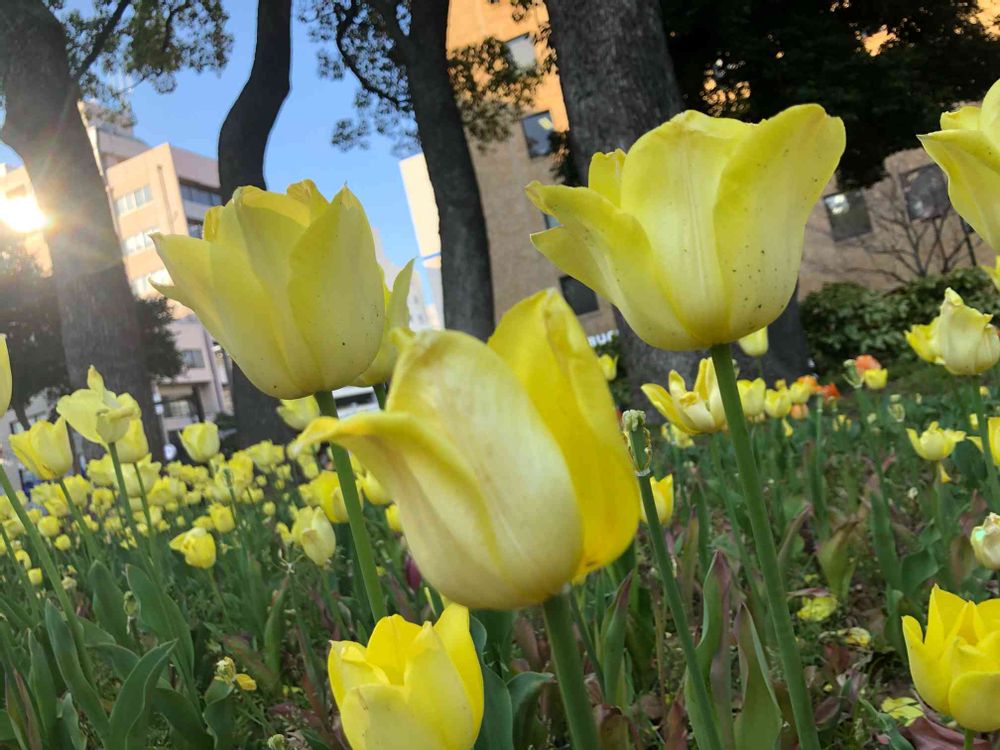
[72, 0, 132, 79]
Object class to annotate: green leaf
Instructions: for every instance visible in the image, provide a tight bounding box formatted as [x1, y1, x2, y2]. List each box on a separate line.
[507, 671, 553, 750]
[900, 548, 939, 598]
[154, 688, 213, 750]
[126, 564, 195, 685]
[472, 608, 515, 669]
[107, 641, 176, 750]
[734, 607, 782, 750]
[203, 678, 235, 750]
[263, 578, 289, 681]
[44, 602, 110, 741]
[27, 632, 57, 744]
[474, 665, 514, 750]
[54, 694, 87, 750]
[687, 552, 733, 748]
[599, 571, 632, 708]
[0, 711, 15, 743]
[90, 560, 132, 646]
[6, 670, 43, 750]
[93, 643, 141, 681]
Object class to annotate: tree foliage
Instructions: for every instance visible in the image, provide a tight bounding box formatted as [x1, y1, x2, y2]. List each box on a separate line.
[1, 1, 231, 115]
[0, 237, 181, 427]
[304, 0, 549, 153]
[664, 0, 1000, 186]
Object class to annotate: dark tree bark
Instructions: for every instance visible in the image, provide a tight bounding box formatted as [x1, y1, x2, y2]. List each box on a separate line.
[1, 0, 162, 456]
[545, 0, 808, 408]
[380, 0, 495, 339]
[217, 0, 294, 447]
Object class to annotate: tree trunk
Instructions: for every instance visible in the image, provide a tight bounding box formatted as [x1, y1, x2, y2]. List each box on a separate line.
[545, 0, 808, 409]
[1, 0, 162, 456]
[403, 0, 495, 340]
[216, 0, 294, 447]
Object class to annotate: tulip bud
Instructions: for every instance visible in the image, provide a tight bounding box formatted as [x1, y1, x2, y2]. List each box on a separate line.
[936, 288, 1000, 376]
[598, 353, 618, 381]
[276, 396, 321, 431]
[738, 327, 768, 358]
[971, 513, 1000, 569]
[180, 422, 220, 463]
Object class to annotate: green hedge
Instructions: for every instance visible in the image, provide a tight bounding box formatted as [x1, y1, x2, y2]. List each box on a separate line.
[800, 267, 999, 377]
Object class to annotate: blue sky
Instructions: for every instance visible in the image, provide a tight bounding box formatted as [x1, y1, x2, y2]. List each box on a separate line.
[0, 2, 420, 271]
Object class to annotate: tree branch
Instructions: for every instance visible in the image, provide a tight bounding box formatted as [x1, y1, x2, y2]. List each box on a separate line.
[335, 1, 406, 108]
[72, 0, 132, 80]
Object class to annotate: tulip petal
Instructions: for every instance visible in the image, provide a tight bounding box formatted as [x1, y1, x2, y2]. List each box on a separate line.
[587, 150, 626, 206]
[288, 187, 385, 391]
[433, 605, 484, 730]
[919, 129, 1000, 251]
[948, 671, 1000, 732]
[714, 104, 846, 338]
[642, 383, 697, 435]
[405, 624, 481, 748]
[365, 614, 423, 685]
[328, 642, 387, 707]
[355, 259, 416, 387]
[340, 683, 442, 750]
[982, 78, 1000, 144]
[489, 290, 639, 578]
[526, 184, 696, 349]
[903, 615, 953, 716]
[619, 110, 751, 343]
[306, 331, 583, 609]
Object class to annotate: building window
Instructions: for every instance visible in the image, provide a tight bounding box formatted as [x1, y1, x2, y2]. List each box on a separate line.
[188, 221, 204, 238]
[559, 275, 599, 315]
[114, 185, 153, 216]
[504, 34, 536, 69]
[823, 189, 872, 241]
[902, 164, 949, 221]
[522, 111, 555, 157]
[180, 182, 223, 207]
[180, 348, 206, 369]
[542, 212, 560, 230]
[121, 227, 158, 256]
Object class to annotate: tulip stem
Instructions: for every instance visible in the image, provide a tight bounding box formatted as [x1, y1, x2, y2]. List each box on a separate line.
[57, 478, 100, 561]
[541, 590, 599, 750]
[710, 344, 821, 750]
[315, 390, 387, 623]
[964, 728, 974, 750]
[636, 468, 725, 750]
[970, 381, 1000, 513]
[108, 443, 157, 579]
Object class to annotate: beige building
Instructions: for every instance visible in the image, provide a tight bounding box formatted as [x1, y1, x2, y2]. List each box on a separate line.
[401, 0, 997, 332]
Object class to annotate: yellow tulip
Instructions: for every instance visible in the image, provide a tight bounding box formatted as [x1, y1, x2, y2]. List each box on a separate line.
[936, 288, 1000, 376]
[358, 470, 391, 506]
[907, 422, 965, 462]
[61, 475, 91, 507]
[861, 367, 888, 391]
[906, 318, 943, 364]
[598, 353, 618, 381]
[764, 388, 792, 419]
[328, 604, 483, 750]
[123, 457, 161, 498]
[796, 595, 837, 622]
[147, 477, 184, 507]
[0, 336, 10, 414]
[234, 673, 257, 692]
[9, 417, 73, 479]
[662, 423, 694, 449]
[180, 422, 220, 463]
[54, 534, 72, 552]
[526, 105, 844, 350]
[86, 454, 116, 487]
[385, 503, 402, 533]
[291, 506, 337, 567]
[919, 78, 1000, 253]
[640, 475, 674, 526]
[37, 515, 60, 539]
[903, 586, 1000, 732]
[56, 366, 141, 445]
[169, 527, 217, 569]
[208, 504, 236, 534]
[304, 471, 348, 523]
[642, 358, 726, 435]
[291, 289, 639, 609]
[115, 419, 149, 464]
[355, 260, 416, 386]
[246, 441, 284, 471]
[276, 396, 321, 431]
[737, 378, 766, 419]
[153, 180, 386, 399]
[788, 377, 816, 405]
[971, 513, 1000, 570]
[738, 327, 768, 358]
[28, 568, 43, 586]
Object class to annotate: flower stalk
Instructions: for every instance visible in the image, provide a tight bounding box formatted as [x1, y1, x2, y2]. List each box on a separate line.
[710, 344, 820, 750]
[314, 389, 387, 622]
[970, 381, 1000, 512]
